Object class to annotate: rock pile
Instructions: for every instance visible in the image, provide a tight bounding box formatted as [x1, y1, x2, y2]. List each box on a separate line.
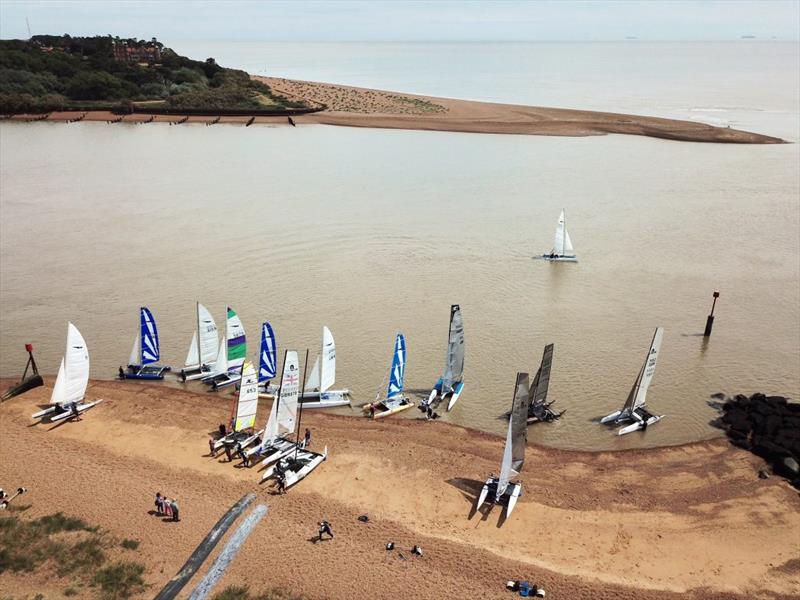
[712, 393, 800, 488]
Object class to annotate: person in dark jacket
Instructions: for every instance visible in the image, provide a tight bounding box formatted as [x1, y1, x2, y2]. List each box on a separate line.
[318, 520, 333, 541]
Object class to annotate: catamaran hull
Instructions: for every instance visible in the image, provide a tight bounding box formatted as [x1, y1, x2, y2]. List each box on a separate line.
[33, 400, 104, 422]
[474, 477, 522, 517]
[179, 364, 214, 382]
[210, 373, 242, 390]
[617, 415, 664, 436]
[299, 391, 350, 409]
[121, 365, 171, 380]
[212, 429, 264, 452]
[600, 409, 623, 424]
[285, 447, 327, 488]
[425, 379, 465, 412]
[362, 399, 415, 419]
[259, 439, 300, 469]
[536, 255, 578, 263]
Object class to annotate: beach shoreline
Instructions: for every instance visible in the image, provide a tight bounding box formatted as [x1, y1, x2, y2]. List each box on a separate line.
[3, 75, 787, 144]
[1, 378, 798, 599]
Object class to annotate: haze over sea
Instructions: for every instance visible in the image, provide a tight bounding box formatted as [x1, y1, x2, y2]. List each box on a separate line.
[1, 41, 798, 450]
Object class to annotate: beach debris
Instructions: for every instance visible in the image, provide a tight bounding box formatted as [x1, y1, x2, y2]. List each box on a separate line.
[1, 343, 43, 401]
[712, 393, 799, 489]
[385, 541, 395, 550]
[506, 581, 545, 597]
[288, 116, 296, 126]
[358, 514, 369, 523]
[245, 116, 255, 127]
[758, 469, 770, 479]
[411, 545, 423, 556]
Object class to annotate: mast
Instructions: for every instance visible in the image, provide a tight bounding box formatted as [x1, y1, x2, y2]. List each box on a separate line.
[561, 209, 566, 256]
[196, 302, 202, 367]
[294, 349, 310, 461]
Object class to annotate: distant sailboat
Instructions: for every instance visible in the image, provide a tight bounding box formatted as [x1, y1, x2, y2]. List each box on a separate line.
[179, 302, 220, 382]
[210, 361, 262, 454]
[600, 327, 665, 435]
[32, 323, 102, 422]
[475, 372, 527, 518]
[119, 307, 171, 380]
[362, 333, 414, 419]
[539, 209, 577, 262]
[421, 304, 465, 415]
[202, 306, 246, 389]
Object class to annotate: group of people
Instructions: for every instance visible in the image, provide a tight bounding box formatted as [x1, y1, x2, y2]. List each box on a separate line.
[154, 492, 180, 522]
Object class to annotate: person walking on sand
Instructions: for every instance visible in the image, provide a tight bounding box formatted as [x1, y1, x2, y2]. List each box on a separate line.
[304, 428, 311, 448]
[317, 520, 333, 541]
[276, 473, 287, 495]
[171, 498, 180, 522]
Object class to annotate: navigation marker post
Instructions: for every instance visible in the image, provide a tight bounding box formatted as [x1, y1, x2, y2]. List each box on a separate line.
[704, 291, 720, 337]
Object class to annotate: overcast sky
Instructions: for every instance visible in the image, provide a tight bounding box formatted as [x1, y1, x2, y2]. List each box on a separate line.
[1, 0, 798, 42]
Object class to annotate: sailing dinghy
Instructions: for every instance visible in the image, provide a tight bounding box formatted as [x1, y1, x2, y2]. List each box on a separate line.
[119, 307, 170, 380]
[210, 361, 263, 455]
[201, 307, 246, 389]
[362, 333, 414, 419]
[600, 327, 665, 435]
[539, 209, 577, 262]
[32, 323, 103, 422]
[527, 344, 563, 423]
[420, 304, 465, 415]
[475, 373, 528, 518]
[179, 302, 220, 382]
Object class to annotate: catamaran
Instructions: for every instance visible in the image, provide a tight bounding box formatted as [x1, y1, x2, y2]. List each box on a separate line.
[362, 333, 414, 419]
[32, 323, 102, 422]
[421, 304, 465, 415]
[119, 307, 170, 380]
[600, 327, 665, 435]
[179, 302, 220, 382]
[299, 326, 350, 408]
[527, 344, 563, 423]
[201, 307, 246, 389]
[257, 322, 278, 396]
[476, 372, 528, 518]
[539, 209, 577, 262]
[209, 361, 263, 455]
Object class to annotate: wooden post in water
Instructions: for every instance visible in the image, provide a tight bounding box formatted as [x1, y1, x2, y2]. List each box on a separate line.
[704, 291, 720, 337]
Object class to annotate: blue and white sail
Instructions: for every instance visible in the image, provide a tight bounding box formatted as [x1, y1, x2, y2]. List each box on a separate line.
[387, 333, 406, 399]
[259, 322, 277, 383]
[129, 307, 160, 366]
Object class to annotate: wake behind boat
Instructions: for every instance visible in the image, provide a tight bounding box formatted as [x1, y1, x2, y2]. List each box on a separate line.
[119, 307, 170, 380]
[362, 333, 414, 419]
[179, 302, 220, 382]
[600, 327, 665, 435]
[32, 323, 102, 422]
[420, 304, 465, 416]
[537, 209, 577, 262]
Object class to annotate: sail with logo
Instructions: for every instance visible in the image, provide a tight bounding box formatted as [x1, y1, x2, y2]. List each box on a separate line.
[120, 307, 171, 380]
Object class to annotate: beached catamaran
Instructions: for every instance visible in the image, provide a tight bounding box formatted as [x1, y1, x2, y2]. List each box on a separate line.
[257, 322, 277, 396]
[32, 323, 102, 422]
[476, 372, 528, 518]
[300, 326, 350, 408]
[540, 209, 577, 262]
[210, 361, 262, 453]
[527, 344, 563, 423]
[362, 333, 414, 419]
[421, 304, 465, 414]
[601, 327, 665, 435]
[119, 307, 170, 380]
[202, 307, 246, 389]
[179, 302, 220, 382]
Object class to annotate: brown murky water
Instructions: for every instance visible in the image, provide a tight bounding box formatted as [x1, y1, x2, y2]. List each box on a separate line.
[1, 43, 798, 450]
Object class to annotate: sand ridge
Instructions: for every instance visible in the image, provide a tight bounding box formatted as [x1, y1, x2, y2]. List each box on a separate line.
[1, 378, 798, 599]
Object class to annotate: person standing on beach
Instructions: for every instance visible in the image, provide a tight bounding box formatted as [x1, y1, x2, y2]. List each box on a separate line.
[276, 473, 286, 495]
[304, 428, 311, 448]
[318, 520, 333, 541]
[154, 492, 163, 515]
[163, 497, 172, 518]
[171, 498, 180, 522]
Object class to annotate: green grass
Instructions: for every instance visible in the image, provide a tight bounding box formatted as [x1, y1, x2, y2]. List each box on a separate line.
[93, 561, 147, 599]
[120, 539, 140, 551]
[212, 585, 307, 600]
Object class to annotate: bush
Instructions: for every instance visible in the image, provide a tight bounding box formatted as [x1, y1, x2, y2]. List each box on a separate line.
[121, 539, 139, 550]
[212, 585, 307, 600]
[92, 561, 147, 599]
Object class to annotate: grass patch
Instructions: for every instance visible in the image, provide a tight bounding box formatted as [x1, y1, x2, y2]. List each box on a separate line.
[37, 512, 94, 534]
[121, 538, 140, 551]
[56, 536, 106, 576]
[93, 561, 147, 599]
[64, 586, 79, 596]
[212, 585, 307, 600]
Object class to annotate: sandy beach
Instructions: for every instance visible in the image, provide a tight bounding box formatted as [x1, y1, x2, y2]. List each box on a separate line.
[5, 76, 785, 144]
[1, 378, 798, 599]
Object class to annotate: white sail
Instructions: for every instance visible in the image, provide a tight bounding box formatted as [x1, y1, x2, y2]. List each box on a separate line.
[276, 351, 300, 434]
[212, 335, 228, 374]
[233, 362, 259, 432]
[552, 209, 566, 256]
[128, 333, 139, 366]
[564, 229, 574, 254]
[305, 355, 321, 391]
[63, 322, 89, 405]
[50, 358, 66, 405]
[497, 417, 518, 501]
[262, 394, 279, 445]
[185, 331, 198, 367]
[197, 303, 219, 364]
[319, 326, 336, 393]
[624, 327, 664, 411]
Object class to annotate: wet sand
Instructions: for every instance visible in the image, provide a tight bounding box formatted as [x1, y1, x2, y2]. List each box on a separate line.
[1, 379, 798, 599]
[6, 76, 786, 144]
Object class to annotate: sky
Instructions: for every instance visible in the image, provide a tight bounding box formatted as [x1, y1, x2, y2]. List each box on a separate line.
[1, 0, 798, 42]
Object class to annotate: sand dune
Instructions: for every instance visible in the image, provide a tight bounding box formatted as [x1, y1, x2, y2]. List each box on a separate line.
[1, 379, 798, 599]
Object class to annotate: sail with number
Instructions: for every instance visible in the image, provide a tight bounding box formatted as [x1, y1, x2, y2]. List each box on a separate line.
[185, 303, 219, 368]
[51, 323, 89, 406]
[259, 322, 277, 383]
[441, 305, 465, 394]
[623, 327, 664, 412]
[226, 307, 246, 370]
[387, 333, 406, 399]
[233, 362, 259, 432]
[276, 351, 300, 434]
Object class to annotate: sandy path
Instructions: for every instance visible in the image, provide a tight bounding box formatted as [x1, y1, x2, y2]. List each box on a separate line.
[1, 379, 798, 599]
